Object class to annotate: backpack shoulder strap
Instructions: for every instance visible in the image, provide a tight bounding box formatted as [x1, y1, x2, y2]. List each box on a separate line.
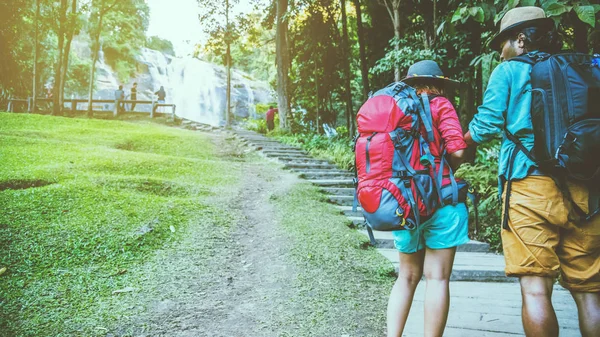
[509, 55, 536, 65]
[509, 52, 552, 65]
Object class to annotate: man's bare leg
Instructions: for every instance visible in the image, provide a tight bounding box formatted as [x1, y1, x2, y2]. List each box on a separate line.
[571, 291, 600, 337]
[520, 276, 558, 337]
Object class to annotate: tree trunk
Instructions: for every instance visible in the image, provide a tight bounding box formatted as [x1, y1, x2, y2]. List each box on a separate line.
[87, 5, 104, 118]
[31, 0, 40, 113]
[276, 0, 291, 131]
[314, 59, 319, 133]
[225, 0, 231, 127]
[392, 4, 401, 81]
[60, 0, 77, 112]
[226, 43, 232, 127]
[353, 0, 370, 100]
[572, 11, 589, 53]
[340, 0, 355, 135]
[53, 0, 68, 116]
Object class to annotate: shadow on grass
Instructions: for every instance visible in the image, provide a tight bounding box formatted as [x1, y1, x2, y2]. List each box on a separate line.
[0, 179, 55, 191]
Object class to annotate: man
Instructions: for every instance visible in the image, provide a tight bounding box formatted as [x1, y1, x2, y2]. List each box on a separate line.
[115, 85, 125, 113]
[154, 86, 166, 114]
[465, 6, 600, 337]
[130, 82, 138, 111]
[265, 106, 278, 132]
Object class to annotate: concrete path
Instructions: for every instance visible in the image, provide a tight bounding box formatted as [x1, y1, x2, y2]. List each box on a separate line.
[403, 281, 579, 336]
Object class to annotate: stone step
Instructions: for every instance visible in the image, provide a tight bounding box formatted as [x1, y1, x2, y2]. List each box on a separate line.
[297, 168, 352, 174]
[320, 187, 355, 196]
[301, 172, 354, 181]
[285, 163, 339, 170]
[378, 249, 515, 282]
[336, 205, 363, 217]
[309, 179, 354, 187]
[277, 157, 330, 164]
[326, 195, 355, 206]
[347, 216, 364, 226]
[357, 230, 490, 252]
[262, 149, 307, 155]
[254, 146, 302, 152]
[263, 152, 311, 160]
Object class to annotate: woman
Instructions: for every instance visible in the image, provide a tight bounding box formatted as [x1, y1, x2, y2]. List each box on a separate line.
[387, 60, 469, 337]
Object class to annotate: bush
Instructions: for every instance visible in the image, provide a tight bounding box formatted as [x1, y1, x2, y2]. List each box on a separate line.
[456, 139, 502, 251]
[276, 132, 354, 170]
[246, 119, 268, 134]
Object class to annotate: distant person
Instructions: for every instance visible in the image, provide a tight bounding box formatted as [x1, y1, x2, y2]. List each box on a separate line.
[155, 86, 166, 103]
[265, 106, 278, 131]
[130, 82, 138, 111]
[154, 86, 167, 114]
[115, 85, 125, 112]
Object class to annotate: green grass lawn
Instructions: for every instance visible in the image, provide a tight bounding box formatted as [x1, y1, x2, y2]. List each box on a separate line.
[0, 113, 240, 336]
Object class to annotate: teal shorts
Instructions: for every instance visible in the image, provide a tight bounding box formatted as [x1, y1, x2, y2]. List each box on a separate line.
[393, 203, 470, 253]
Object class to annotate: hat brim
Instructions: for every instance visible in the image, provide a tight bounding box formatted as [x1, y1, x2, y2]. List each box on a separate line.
[400, 75, 460, 89]
[489, 17, 554, 50]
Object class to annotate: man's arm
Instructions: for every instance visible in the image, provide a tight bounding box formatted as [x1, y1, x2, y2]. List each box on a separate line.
[466, 62, 512, 146]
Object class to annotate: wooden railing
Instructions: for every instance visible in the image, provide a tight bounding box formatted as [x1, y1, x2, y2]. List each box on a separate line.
[6, 97, 176, 118]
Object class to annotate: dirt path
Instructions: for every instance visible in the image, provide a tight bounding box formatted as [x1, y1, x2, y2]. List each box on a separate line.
[109, 133, 315, 336]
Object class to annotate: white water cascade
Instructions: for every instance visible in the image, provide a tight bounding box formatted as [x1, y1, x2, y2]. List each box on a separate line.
[134, 48, 272, 126]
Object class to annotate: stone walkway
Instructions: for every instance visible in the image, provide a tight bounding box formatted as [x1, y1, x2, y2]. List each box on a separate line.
[188, 123, 581, 336]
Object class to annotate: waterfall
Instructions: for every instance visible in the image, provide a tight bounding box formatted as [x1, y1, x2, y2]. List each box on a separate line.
[242, 80, 256, 119]
[76, 47, 272, 125]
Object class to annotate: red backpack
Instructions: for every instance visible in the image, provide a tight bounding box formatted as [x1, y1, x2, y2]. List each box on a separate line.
[353, 82, 475, 236]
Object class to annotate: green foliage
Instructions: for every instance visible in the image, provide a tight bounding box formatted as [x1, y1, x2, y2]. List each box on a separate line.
[146, 36, 175, 56]
[371, 37, 447, 76]
[0, 113, 240, 335]
[276, 133, 355, 171]
[456, 140, 503, 251]
[246, 118, 268, 134]
[65, 53, 92, 96]
[100, 0, 150, 83]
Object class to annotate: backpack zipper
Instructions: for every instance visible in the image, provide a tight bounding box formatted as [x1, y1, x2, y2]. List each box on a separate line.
[365, 132, 377, 173]
[548, 58, 565, 154]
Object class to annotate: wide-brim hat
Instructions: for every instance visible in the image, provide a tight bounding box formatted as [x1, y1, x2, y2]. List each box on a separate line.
[490, 6, 554, 50]
[400, 60, 459, 88]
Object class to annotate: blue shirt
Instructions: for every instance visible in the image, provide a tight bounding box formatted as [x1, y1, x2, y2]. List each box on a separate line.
[468, 60, 537, 193]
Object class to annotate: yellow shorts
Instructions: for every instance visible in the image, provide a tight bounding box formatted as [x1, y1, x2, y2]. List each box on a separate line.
[502, 175, 600, 292]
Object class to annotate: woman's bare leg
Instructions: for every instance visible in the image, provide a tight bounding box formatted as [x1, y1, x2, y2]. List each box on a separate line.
[387, 249, 425, 337]
[422, 247, 457, 337]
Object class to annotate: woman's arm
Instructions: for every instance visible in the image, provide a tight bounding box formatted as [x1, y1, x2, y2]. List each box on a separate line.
[433, 97, 468, 170]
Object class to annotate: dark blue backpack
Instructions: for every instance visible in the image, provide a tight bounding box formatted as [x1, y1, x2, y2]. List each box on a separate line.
[506, 52, 600, 226]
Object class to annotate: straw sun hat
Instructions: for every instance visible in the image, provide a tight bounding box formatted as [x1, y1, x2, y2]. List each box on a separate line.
[490, 6, 554, 49]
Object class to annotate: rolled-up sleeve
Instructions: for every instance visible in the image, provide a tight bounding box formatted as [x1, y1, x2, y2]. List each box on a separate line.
[433, 97, 467, 154]
[469, 62, 511, 144]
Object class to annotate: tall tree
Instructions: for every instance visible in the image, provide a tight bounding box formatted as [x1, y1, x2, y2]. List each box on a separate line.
[59, 0, 78, 111]
[353, 0, 370, 100]
[377, 0, 402, 81]
[276, 0, 291, 130]
[31, 0, 40, 112]
[86, 0, 118, 117]
[52, 0, 68, 115]
[225, 0, 232, 127]
[197, 0, 241, 127]
[340, 0, 354, 135]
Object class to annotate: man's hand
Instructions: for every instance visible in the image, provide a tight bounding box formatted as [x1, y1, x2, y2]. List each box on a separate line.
[464, 131, 477, 147]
